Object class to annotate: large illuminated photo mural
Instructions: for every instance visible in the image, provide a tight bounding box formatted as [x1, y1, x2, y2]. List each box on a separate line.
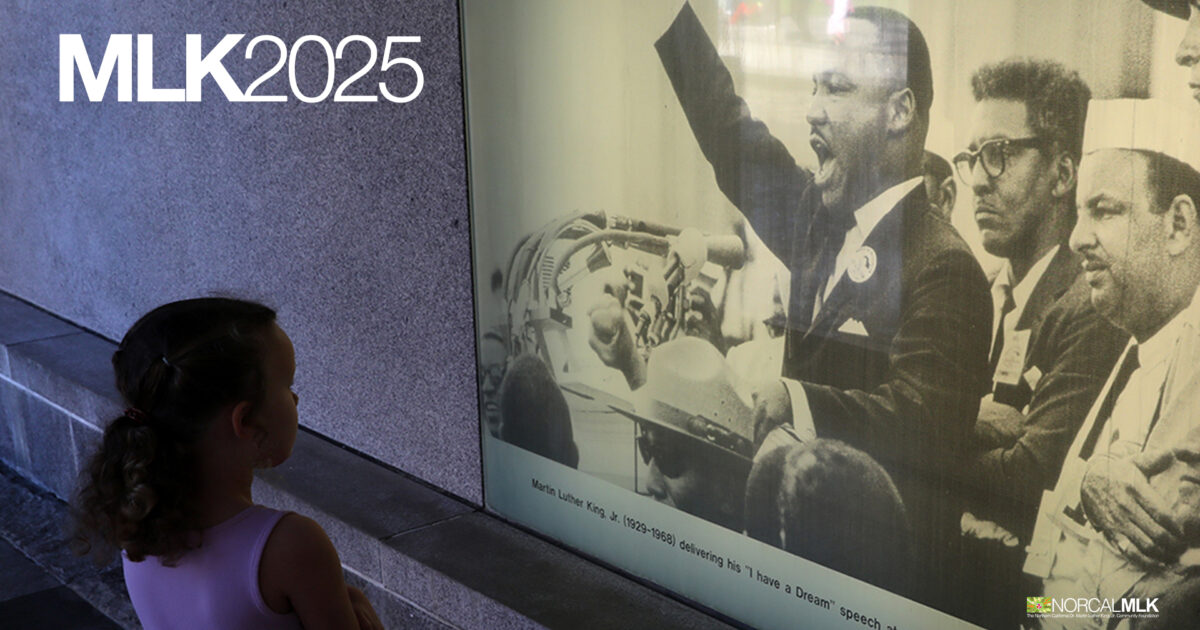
[464, 1, 1200, 628]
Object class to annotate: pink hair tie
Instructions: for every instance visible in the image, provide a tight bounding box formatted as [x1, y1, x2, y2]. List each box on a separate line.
[124, 408, 149, 425]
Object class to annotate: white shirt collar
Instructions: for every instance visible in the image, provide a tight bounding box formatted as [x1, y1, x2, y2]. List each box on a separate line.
[993, 245, 1060, 328]
[850, 177, 923, 241]
[820, 177, 922, 306]
[1136, 284, 1200, 370]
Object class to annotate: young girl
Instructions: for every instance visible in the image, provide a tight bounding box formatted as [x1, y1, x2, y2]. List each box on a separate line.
[74, 298, 384, 630]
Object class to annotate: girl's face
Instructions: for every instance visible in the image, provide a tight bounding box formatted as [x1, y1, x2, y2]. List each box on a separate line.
[253, 323, 300, 467]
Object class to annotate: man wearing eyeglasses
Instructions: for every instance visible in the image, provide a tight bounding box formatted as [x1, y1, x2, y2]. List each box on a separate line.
[953, 58, 1129, 629]
[478, 330, 508, 438]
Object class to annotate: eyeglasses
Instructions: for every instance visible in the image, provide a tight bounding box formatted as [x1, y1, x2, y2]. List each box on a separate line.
[478, 364, 504, 389]
[636, 426, 688, 478]
[636, 418, 753, 479]
[953, 137, 1046, 182]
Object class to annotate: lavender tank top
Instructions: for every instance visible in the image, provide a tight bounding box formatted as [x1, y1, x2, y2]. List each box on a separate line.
[123, 505, 304, 630]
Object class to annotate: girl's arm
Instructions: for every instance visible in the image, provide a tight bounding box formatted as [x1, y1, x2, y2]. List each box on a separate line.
[260, 513, 384, 630]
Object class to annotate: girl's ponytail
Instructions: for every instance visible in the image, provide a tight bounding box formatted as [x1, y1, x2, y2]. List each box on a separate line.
[73, 298, 276, 564]
[75, 408, 191, 563]
[111, 410, 157, 524]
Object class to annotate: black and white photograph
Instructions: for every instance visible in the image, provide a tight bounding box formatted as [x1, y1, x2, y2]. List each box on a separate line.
[464, 1, 1200, 628]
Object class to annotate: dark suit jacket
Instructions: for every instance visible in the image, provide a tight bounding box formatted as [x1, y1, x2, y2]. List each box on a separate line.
[966, 246, 1128, 540]
[990, 244, 1083, 407]
[656, 3, 992, 600]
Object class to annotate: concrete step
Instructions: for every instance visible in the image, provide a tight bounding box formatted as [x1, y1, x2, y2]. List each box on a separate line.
[0, 291, 736, 629]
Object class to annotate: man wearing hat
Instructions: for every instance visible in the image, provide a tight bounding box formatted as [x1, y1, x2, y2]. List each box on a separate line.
[1143, 0, 1195, 21]
[1024, 99, 1200, 628]
[614, 336, 756, 532]
[1142, 0, 1200, 108]
[653, 1, 991, 605]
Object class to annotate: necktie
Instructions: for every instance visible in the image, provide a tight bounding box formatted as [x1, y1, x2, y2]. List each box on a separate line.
[1058, 345, 1140, 528]
[1079, 345, 1140, 460]
[805, 207, 855, 321]
[988, 285, 1016, 374]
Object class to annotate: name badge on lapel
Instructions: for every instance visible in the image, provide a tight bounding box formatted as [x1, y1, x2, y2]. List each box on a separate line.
[994, 329, 1031, 386]
[848, 246, 876, 283]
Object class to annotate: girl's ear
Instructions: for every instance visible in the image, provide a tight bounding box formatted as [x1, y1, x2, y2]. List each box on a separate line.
[229, 401, 258, 441]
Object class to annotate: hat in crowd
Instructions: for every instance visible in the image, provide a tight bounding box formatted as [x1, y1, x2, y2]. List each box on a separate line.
[1141, 0, 1190, 20]
[1083, 99, 1200, 169]
[611, 336, 755, 460]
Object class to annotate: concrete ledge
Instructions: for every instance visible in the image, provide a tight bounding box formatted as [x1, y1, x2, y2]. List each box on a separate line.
[8, 332, 123, 426]
[0, 293, 121, 500]
[0, 295, 78, 377]
[381, 511, 737, 629]
[0, 291, 734, 629]
[253, 430, 737, 629]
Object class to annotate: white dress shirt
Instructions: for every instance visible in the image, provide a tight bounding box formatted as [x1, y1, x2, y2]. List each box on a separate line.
[990, 245, 1059, 349]
[766, 177, 922, 447]
[1026, 288, 1200, 629]
[1100, 308, 1186, 457]
[813, 177, 922, 319]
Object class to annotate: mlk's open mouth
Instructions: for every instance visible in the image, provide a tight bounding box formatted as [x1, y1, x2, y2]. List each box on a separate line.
[811, 134, 835, 186]
[810, 134, 832, 165]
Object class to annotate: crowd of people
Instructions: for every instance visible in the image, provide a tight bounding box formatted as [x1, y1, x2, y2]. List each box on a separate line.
[484, 1, 1200, 627]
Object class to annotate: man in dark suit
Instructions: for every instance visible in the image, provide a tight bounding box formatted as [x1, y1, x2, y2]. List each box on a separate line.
[952, 57, 1129, 629]
[654, 2, 991, 606]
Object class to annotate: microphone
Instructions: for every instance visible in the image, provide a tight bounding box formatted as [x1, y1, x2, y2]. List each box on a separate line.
[673, 228, 746, 283]
[704, 234, 746, 270]
[595, 212, 745, 271]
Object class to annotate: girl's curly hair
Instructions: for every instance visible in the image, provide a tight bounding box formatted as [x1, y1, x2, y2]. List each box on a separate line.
[74, 298, 276, 565]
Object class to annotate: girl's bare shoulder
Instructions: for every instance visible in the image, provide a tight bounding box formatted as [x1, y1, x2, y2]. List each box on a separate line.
[260, 512, 358, 628]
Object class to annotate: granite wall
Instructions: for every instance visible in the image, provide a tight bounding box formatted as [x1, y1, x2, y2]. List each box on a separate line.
[0, 1, 481, 502]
